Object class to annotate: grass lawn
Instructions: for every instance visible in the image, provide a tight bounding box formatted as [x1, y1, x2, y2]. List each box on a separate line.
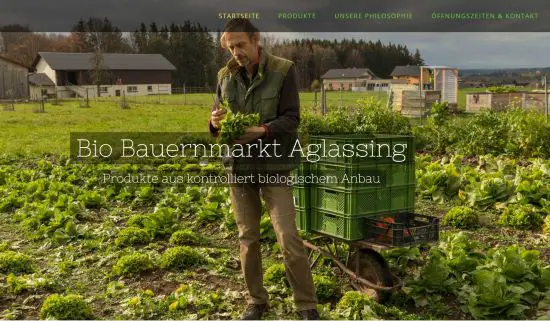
[0, 101, 211, 156]
[0, 88, 480, 156]
[0, 92, 389, 156]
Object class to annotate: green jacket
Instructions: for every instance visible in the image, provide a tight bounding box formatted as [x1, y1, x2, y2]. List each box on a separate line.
[213, 48, 301, 174]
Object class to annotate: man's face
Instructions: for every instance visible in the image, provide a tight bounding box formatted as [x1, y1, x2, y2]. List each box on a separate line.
[224, 32, 259, 67]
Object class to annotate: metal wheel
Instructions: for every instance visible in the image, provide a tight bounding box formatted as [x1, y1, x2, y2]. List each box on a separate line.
[347, 248, 394, 303]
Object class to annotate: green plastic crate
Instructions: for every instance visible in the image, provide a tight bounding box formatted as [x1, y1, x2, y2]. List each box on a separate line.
[291, 160, 311, 186]
[295, 207, 311, 232]
[310, 209, 367, 241]
[309, 134, 415, 166]
[292, 185, 310, 209]
[386, 163, 414, 186]
[311, 184, 415, 216]
[312, 162, 415, 189]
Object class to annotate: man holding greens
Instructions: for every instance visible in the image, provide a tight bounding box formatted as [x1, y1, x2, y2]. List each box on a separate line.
[209, 18, 319, 320]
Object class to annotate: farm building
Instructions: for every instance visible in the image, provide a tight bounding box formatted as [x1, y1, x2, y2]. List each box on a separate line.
[28, 73, 56, 100]
[390, 65, 429, 85]
[0, 55, 29, 99]
[390, 66, 459, 117]
[321, 68, 390, 91]
[466, 91, 549, 114]
[421, 66, 459, 104]
[30, 52, 177, 98]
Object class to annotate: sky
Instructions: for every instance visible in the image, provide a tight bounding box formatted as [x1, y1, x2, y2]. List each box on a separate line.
[266, 32, 550, 70]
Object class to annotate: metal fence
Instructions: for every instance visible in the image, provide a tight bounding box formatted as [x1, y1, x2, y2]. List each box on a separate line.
[2, 85, 390, 114]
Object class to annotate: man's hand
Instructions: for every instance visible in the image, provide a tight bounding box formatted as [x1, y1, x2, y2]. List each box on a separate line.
[210, 108, 227, 129]
[234, 126, 266, 144]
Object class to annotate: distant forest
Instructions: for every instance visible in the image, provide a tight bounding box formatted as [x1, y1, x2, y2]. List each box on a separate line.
[0, 18, 424, 89]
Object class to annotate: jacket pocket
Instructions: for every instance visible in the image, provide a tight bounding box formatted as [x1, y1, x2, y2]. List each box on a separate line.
[260, 87, 279, 123]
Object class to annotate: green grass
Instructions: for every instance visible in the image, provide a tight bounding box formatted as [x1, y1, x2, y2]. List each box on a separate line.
[1, 92, 389, 156]
[1, 89, 481, 156]
[90, 91, 387, 110]
[300, 90, 388, 109]
[0, 100, 211, 156]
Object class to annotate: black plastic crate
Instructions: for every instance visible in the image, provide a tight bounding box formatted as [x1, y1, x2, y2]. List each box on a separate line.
[363, 212, 439, 246]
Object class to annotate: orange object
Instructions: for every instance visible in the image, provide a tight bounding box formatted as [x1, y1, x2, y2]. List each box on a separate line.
[374, 216, 411, 242]
[375, 217, 396, 242]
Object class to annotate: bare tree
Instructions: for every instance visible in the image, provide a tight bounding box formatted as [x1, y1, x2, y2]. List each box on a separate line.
[260, 33, 279, 52]
[90, 49, 109, 97]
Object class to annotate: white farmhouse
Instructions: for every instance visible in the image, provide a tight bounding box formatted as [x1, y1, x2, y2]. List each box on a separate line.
[31, 52, 176, 98]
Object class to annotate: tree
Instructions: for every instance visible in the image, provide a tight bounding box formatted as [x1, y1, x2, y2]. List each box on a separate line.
[90, 49, 109, 96]
[3, 32, 70, 67]
[69, 17, 131, 53]
[270, 38, 422, 85]
[311, 79, 321, 91]
[0, 24, 31, 53]
[344, 48, 364, 68]
[213, 31, 230, 79]
[260, 33, 279, 52]
[131, 21, 215, 87]
[412, 49, 424, 66]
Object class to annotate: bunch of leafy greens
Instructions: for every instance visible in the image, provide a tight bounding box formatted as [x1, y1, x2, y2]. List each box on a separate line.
[442, 206, 479, 229]
[219, 110, 260, 145]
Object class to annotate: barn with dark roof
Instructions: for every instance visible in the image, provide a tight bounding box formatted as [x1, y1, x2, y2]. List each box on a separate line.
[31, 52, 176, 98]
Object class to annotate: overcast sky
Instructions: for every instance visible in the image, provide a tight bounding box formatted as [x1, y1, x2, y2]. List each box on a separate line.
[267, 32, 550, 69]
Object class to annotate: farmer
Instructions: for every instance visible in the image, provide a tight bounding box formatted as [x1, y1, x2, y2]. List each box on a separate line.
[208, 18, 319, 320]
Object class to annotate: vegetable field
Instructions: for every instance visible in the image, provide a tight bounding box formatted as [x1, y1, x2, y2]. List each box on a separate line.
[0, 94, 549, 320]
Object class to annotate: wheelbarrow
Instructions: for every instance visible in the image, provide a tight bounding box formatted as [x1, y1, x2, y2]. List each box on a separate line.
[301, 212, 440, 303]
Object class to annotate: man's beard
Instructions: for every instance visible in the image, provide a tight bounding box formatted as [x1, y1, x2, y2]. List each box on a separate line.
[236, 56, 251, 66]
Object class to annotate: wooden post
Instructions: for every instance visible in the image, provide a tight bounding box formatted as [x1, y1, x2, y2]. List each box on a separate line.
[454, 69, 458, 104]
[441, 69, 446, 103]
[314, 90, 317, 109]
[321, 85, 327, 116]
[545, 74, 548, 122]
[420, 67, 424, 125]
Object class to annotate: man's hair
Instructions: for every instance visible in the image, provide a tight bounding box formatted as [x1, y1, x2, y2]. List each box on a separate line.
[220, 18, 259, 48]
